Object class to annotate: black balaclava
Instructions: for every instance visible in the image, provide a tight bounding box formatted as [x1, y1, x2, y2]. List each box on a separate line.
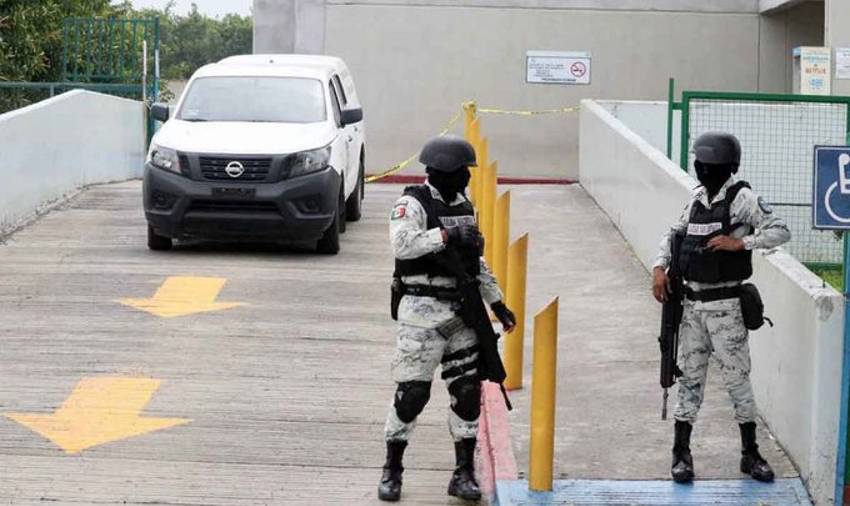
[427, 166, 471, 202]
[695, 161, 734, 199]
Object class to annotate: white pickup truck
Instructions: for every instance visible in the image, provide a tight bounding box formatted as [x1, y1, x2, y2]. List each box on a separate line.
[144, 54, 365, 254]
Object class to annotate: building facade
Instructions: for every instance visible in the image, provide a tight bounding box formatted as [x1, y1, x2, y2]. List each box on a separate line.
[252, 0, 841, 179]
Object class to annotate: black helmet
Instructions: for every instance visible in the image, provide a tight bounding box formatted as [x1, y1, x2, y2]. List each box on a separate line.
[693, 132, 742, 169]
[419, 135, 477, 173]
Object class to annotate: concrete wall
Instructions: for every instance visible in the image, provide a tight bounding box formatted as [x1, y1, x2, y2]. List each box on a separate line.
[758, 1, 825, 92]
[0, 90, 146, 235]
[322, 5, 768, 180]
[579, 98, 843, 505]
[252, 0, 831, 180]
[827, 0, 850, 96]
[253, 0, 324, 54]
[597, 100, 681, 162]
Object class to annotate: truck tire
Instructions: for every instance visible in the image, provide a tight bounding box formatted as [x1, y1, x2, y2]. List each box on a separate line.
[147, 225, 173, 251]
[317, 186, 342, 255]
[345, 157, 364, 222]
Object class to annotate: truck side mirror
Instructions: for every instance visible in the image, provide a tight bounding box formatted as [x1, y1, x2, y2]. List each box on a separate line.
[340, 107, 363, 126]
[151, 102, 170, 122]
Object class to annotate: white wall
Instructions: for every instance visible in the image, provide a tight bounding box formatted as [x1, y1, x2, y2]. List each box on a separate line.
[597, 100, 681, 167]
[323, 5, 764, 180]
[580, 98, 844, 505]
[0, 90, 146, 234]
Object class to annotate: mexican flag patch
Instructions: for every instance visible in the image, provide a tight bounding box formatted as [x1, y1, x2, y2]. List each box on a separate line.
[391, 204, 407, 220]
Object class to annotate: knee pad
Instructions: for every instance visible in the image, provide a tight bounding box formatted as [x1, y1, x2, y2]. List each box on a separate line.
[449, 376, 481, 421]
[394, 381, 431, 423]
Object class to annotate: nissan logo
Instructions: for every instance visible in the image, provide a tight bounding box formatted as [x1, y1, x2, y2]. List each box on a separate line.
[225, 161, 245, 178]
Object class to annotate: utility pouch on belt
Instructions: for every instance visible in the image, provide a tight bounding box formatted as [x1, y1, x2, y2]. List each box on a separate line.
[739, 283, 771, 330]
[391, 277, 404, 321]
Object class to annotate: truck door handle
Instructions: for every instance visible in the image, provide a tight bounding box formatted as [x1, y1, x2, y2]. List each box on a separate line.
[347, 136, 353, 142]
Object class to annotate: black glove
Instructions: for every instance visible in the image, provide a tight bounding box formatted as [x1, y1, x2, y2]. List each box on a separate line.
[446, 223, 483, 250]
[490, 301, 516, 332]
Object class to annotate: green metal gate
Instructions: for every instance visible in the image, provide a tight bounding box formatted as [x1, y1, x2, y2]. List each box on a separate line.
[667, 80, 850, 265]
[62, 17, 160, 100]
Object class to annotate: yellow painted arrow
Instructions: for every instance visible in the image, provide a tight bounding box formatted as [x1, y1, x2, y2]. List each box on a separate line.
[118, 276, 244, 318]
[5, 377, 191, 454]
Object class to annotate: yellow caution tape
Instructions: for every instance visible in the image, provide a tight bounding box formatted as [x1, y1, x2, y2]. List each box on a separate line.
[366, 103, 578, 183]
[365, 110, 462, 183]
[477, 105, 580, 116]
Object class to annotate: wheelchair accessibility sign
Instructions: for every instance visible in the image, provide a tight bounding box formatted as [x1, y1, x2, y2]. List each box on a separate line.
[814, 146, 850, 230]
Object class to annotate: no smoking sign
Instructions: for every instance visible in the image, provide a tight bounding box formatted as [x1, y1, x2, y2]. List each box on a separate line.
[526, 51, 591, 85]
[570, 62, 587, 78]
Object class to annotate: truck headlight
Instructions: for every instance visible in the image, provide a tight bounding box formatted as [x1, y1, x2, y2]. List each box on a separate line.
[148, 144, 182, 174]
[283, 146, 331, 179]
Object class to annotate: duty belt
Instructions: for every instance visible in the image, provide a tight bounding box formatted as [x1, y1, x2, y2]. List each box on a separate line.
[684, 286, 741, 302]
[402, 284, 463, 301]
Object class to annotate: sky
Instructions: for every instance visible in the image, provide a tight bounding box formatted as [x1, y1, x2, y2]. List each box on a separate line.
[117, 0, 253, 17]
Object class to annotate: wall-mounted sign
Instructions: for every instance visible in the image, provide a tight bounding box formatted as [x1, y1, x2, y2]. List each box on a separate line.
[794, 46, 831, 95]
[526, 51, 591, 85]
[836, 48, 850, 80]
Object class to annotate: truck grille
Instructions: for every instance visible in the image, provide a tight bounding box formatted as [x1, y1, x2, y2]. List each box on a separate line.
[188, 200, 280, 214]
[199, 156, 273, 182]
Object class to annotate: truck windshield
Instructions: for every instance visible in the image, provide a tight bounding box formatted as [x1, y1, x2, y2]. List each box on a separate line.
[177, 77, 327, 123]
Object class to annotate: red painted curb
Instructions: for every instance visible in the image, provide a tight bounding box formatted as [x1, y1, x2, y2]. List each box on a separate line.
[477, 381, 519, 500]
[366, 174, 575, 185]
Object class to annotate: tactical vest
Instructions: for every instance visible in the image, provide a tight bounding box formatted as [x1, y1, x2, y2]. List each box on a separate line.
[394, 185, 480, 279]
[678, 181, 753, 283]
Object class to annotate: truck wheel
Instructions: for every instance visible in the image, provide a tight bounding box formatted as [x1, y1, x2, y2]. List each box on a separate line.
[345, 158, 364, 222]
[147, 225, 172, 251]
[338, 179, 347, 234]
[317, 189, 342, 255]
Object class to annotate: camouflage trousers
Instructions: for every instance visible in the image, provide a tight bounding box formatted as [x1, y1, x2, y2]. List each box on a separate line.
[384, 316, 480, 442]
[673, 297, 757, 424]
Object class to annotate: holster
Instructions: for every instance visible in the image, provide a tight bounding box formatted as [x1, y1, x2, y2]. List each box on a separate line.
[391, 277, 404, 321]
[738, 283, 767, 330]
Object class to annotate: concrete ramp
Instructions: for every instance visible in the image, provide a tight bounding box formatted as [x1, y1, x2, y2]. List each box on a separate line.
[497, 183, 806, 505]
[0, 181, 805, 505]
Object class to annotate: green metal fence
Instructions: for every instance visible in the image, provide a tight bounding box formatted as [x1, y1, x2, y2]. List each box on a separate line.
[62, 18, 160, 96]
[1, 17, 161, 143]
[667, 81, 850, 265]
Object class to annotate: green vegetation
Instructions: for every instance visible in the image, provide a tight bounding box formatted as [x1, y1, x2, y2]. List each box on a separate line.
[807, 264, 844, 292]
[0, 1, 115, 83]
[112, 1, 252, 81]
[0, 1, 251, 103]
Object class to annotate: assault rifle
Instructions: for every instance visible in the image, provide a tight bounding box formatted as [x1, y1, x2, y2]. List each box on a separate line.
[659, 232, 685, 420]
[434, 250, 512, 411]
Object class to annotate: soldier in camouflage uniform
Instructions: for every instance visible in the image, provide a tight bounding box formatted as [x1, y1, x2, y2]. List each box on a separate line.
[652, 132, 790, 483]
[378, 135, 516, 502]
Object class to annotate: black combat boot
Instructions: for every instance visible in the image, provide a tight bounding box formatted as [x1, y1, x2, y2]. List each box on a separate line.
[447, 438, 482, 500]
[671, 420, 695, 483]
[739, 422, 775, 482]
[378, 440, 407, 501]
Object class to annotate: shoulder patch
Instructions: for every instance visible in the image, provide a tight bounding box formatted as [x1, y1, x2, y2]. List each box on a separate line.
[757, 196, 773, 214]
[391, 203, 407, 220]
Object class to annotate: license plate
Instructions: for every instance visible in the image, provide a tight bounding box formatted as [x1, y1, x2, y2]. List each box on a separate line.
[212, 187, 255, 198]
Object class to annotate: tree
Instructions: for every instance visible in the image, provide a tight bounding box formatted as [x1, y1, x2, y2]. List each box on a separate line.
[0, 0, 113, 82]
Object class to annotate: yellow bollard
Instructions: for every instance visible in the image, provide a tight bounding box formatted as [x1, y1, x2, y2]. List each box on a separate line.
[463, 102, 477, 137]
[529, 297, 559, 492]
[477, 138, 489, 212]
[493, 191, 510, 289]
[504, 233, 528, 391]
[482, 159, 498, 265]
[469, 119, 482, 205]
